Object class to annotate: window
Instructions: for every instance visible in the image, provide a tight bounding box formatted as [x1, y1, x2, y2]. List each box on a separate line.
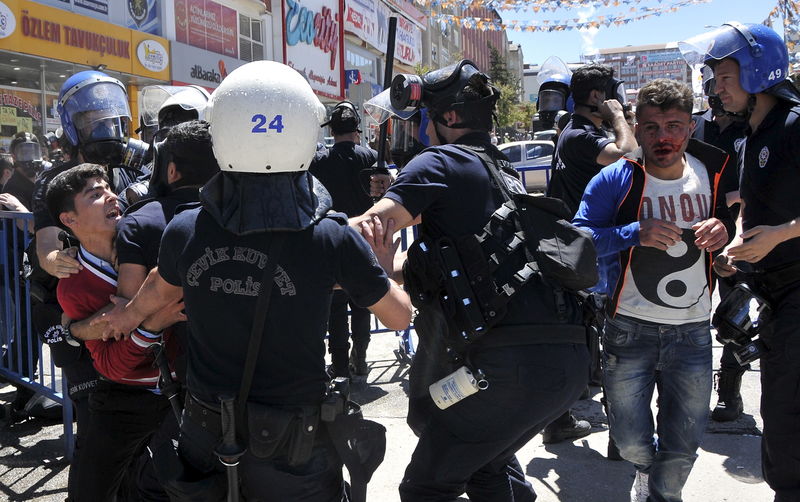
[526, 143, 553, 160]
[239, 14, 264, 62]
[501, 145, 522, 163]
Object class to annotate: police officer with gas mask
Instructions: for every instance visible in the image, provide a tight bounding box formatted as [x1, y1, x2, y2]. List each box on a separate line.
[94, 61, 411, 502]
[681, 22, 800, 500]
[356, 60, 590, 501]
[7, 132, 47, 208]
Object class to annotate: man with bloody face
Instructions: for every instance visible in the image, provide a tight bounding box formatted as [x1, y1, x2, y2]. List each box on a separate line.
[573, 79, 732, 502]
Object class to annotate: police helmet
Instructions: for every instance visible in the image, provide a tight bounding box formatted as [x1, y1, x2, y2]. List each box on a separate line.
[680, 22, 789, 94]
[158, 85, 211, 129]
[10, 132, 43, 163]
[206, 61, 325, 173]
[321, 101, 361, 135]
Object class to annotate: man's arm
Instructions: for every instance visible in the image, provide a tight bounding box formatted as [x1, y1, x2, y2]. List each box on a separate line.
[36, 226, 81, 278]
[93, 267, 183, 338]
[726, 216, 800, 264]
[350, 197, 418, 233]
[69, 263, 150, 341]
[596, 100, 637, 166]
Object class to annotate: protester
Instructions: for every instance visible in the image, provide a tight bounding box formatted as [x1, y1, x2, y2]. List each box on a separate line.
[574, 79, 731, 502]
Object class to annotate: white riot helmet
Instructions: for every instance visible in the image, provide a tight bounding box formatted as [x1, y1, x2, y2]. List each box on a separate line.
[158, 85, 211, 128]
[207, 61, 325, 173]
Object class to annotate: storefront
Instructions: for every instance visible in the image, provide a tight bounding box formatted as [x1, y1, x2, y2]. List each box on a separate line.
[170, 41, 246, 91]
[0, 0, 171, 149]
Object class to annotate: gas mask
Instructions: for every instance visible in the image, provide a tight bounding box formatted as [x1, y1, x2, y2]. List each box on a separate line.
[712, 282, 771, 366]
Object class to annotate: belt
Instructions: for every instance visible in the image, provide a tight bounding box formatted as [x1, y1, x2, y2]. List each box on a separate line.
[184, 392, 222, 437]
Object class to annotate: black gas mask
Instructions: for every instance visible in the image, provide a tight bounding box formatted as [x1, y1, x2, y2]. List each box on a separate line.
[389, 60, 499, 133]
[582, 77, 630, 114]
[81, 137, 150, 170]
[712, 282, 771, 366]
[537, 82, 570, 130]
[11, 135, 46, 178]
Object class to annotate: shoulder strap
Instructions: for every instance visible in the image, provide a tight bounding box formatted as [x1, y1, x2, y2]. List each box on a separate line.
[237, 233, 287, 412]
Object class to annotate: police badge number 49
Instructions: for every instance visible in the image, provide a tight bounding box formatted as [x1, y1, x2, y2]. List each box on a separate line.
[759, 146, 769, 168]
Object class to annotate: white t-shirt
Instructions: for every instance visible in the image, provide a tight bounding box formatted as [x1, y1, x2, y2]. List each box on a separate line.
[616, 152, 713, 324]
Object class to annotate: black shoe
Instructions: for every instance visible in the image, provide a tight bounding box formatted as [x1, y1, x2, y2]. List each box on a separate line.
[542, 414, 592, 444]
[711, 370, 744, 422]
[349, 349, 369, 376]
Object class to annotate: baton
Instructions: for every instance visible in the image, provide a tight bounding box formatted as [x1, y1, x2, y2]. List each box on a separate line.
[215, 396, 244, 502]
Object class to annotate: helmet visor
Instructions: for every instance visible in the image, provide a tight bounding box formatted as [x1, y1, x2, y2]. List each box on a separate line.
[537, 56, 572, 85]
[538, 89, 567, 113]
[74, 110, 129, 143]
[679, 24, 752, 66]
[13, 142, 42, 162]
[63, 81, 130, 124]
[364, 88, 418, 125]
[140, 85, 187, 127]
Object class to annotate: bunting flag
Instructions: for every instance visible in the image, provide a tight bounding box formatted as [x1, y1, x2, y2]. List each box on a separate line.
[764, 0, 800, 64]
[429, 0, 711, 32]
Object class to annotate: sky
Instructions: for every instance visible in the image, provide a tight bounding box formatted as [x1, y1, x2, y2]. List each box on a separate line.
[501, 0, 780, 65]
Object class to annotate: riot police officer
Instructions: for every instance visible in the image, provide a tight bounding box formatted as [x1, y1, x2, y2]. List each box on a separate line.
[356, 60, 590, 501]
[94, 61, 411, 501]
[682, 22, 800, 501]
[311, 101, 379, 378]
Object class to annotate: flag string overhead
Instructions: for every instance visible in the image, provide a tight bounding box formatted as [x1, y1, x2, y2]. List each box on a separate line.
[425, 0, 712, 32]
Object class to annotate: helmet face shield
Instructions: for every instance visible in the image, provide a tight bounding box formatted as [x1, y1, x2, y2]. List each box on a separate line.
[74, 111, 129, 144]
[538, 88, 567, 113]
[537, 56, 572, 86]
[678, 24, 752, 66]
[364, 88, 418, 125]
[12, 141, 42, 162]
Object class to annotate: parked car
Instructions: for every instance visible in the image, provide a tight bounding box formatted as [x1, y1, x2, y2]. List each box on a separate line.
[497, 140, 555, 192]
[533, 129, 557, 142]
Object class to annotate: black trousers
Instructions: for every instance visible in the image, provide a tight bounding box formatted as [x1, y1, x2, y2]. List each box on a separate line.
[175, 403, 346, 502]
[70, 380, 170, 502]
[759, 284, 800, 502]
[400, 342, 589, 502]
[327, 290, 371, 372]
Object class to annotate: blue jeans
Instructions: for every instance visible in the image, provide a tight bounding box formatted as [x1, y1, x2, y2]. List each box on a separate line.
[603, 315, 712, 502]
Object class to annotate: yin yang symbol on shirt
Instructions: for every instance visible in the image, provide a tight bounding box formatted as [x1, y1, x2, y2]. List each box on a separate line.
[629, 228, 706, 309]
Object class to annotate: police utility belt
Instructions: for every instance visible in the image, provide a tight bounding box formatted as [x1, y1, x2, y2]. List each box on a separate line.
[747, 260, 800, 293]
[403, 145, 598, 350]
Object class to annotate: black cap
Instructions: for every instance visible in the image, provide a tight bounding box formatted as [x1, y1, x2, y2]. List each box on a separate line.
[321, 101, 361, 134]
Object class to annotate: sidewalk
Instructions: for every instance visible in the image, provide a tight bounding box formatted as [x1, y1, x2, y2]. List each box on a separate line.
[0, 333, 771, 502]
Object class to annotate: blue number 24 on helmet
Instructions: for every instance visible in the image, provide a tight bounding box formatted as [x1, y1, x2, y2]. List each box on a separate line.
[679, 21, 789, 94]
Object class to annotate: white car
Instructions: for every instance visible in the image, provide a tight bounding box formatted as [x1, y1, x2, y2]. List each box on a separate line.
[497, 140, 555, 192]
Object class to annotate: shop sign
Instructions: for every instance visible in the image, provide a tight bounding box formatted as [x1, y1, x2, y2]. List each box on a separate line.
[0, 1, 15, 38]
[74, 0, 107, 15]
[174, 0, 238, 58]
[126, 0, 162, 36]
[344, 0, 379, 49]
[282, 0, 344, 100]
[394, 14, 420, 66]
[1, 92, 42, 122]
[380, 0, 425, 29]
[170, 41, 244, 89]
[137, 39, 169, 72]
[0, 0, 171, 80]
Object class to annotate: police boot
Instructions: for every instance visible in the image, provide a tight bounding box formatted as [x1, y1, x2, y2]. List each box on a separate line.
[711, 369, 744, 422]
[349, 344, 369, 377]
[542, 411, 591, 444]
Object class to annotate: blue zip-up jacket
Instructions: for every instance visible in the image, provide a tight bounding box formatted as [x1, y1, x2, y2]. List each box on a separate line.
[573, 139, 731, 317]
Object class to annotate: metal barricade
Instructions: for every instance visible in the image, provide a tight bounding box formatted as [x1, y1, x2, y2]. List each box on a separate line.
[0, 210, 74, 460]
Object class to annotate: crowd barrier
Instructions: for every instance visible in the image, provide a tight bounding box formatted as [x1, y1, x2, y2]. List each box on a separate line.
[0, 210, 74, 460]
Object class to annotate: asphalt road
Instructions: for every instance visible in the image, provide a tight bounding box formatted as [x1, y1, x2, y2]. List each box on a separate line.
[0, 331, 772, 502]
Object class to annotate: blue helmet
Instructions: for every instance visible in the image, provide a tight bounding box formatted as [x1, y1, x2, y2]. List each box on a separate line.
[57, 70, 130, 147]
[679, 22, 788, 94]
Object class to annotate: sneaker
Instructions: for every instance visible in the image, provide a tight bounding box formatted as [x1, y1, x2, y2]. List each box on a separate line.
[542, 413, 592, 444]
[630, 471, 649, 502]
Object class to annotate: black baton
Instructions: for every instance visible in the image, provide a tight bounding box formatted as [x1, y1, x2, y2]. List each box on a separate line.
[215, 396, 244, 502]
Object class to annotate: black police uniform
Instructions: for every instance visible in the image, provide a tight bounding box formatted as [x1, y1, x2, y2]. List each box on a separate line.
[692, 111, 749, 376]
[156, 177, 390, 501]
[547, 114, 612, 216]
[310, 141, 378, 376]
[738, 99, 800, 499]
[387, 132, 589, 501]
